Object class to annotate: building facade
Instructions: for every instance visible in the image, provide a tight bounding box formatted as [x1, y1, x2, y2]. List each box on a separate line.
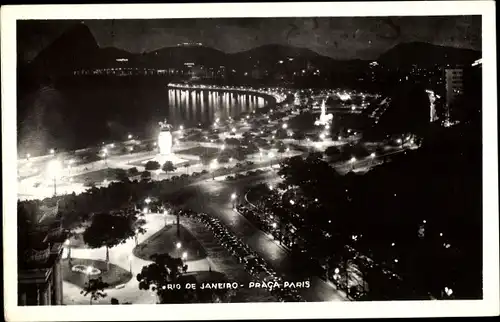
[444, 68, 464, 116]
[18, 236, 64, 305]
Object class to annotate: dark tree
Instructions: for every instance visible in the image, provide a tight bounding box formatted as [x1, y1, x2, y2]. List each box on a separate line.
[162, 161, 176, 175]
[128, 167, 139, 176]
[83, 213, 135, 269]
[140, 171, 151, 181]
[80, 277, 109, 305]
[145, 161, 161, 171]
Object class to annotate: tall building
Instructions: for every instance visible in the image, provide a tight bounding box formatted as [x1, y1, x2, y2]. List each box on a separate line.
[444, 68, 464, 119]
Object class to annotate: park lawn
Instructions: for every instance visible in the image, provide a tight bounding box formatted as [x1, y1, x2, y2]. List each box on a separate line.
[71, 168, 123, 184]
[176, 146, 220, 157]
[133, 224, 207, 261]
[61, 258, 132, 289]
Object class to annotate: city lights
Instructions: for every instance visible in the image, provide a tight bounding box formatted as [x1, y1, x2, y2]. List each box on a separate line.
[176, 242, 182, 249]
[282, 123, 288, 129]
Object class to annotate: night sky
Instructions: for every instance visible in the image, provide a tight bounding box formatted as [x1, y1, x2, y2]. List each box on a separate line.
[17, 16, 481, 62]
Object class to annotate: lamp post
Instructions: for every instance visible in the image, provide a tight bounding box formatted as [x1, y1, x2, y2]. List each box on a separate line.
[64, 239, 72, 262]
[128, 255, 133, 274]
[350, 157, 357, 171]
[176, 242, 182, 258]
[231, 193, 237, 208]
[397, 138, 403, 149]
[210, 160, 217, 180]
[47, 159, 62, 197]
[163, 209, 168, 227]
[102, 148, 108, 167]
[368, 152, 376, 167]
[268, 152, 274, 168]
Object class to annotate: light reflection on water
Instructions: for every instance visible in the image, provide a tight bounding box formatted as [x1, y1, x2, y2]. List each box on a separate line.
[166, 89, 267, 127]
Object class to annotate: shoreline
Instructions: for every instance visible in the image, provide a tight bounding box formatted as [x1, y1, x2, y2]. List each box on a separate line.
[17, 83, 286, 161]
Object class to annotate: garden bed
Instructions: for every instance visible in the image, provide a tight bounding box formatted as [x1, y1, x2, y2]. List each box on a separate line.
[61, 258, 132, 289]
[133, 224, 207, 261]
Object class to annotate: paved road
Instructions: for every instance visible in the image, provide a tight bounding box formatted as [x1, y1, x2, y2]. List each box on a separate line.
[178, 175, 346, 302]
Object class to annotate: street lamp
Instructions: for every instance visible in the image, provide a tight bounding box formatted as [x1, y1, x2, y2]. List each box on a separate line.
[47, 159, 62, 196]
[26, 153, 31, 160]
[176, 242, 182, 258]
[128, 134, 133, 139]
[102, 148, 108, 166]
[182, 252, 188, 260]
[64, 239, 71, 260]
[128, 255, 133, 274]
[350, 156, 356, 171]
[145, 197, 151, 205]
[282, 123, 288, 129]
[210, 160, 218, 180]
[231, 192, 237, 208]
[268, 152, 275, 168]
[163, 209, 168, 226]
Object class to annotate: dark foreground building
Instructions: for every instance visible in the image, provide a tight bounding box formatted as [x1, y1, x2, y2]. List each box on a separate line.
[18, 201, 65, 305]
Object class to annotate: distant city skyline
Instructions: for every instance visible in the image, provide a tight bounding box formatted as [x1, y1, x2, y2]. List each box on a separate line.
[18, 16, 481, 62]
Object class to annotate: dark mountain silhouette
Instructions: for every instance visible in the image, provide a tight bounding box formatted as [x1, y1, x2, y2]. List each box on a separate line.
[27, 23, 99, 77]
[142, 45, 227, 68]
[378, 42, 481, 68]
[230, 44, 320, 60]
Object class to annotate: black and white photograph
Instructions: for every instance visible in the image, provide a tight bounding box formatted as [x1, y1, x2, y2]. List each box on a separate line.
[2, 1, 498, 321]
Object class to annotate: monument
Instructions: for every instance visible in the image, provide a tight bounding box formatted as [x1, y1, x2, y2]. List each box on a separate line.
[144, 119, 186, 167]
[158, 119, 173, 155]
[314, 100, 333, 126]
